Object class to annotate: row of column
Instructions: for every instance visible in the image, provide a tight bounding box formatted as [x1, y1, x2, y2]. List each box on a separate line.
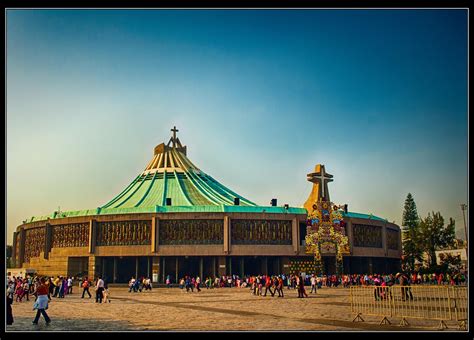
[13, 216, 300, 268]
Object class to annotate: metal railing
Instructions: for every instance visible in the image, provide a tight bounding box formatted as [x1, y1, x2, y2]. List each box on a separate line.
[350, 285, 468, 330]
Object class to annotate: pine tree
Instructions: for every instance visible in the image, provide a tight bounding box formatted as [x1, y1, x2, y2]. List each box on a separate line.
[401, 193, 421, 271]
[418, 212, 456, 269]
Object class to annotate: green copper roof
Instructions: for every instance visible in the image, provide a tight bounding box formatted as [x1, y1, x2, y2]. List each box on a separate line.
[23, 206, 307, 224]
[342, 211, 387, 222]
[20, 130, 390, 225]
[100, 135, 257, 209]
[22, 130, 309, 224]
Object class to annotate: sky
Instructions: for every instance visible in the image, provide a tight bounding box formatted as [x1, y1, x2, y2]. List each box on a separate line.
[6, 9, 468, 244]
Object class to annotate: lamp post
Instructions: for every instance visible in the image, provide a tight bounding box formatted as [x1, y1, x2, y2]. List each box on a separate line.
[460, 204, 468, 271]
[461, 204, 468, 241]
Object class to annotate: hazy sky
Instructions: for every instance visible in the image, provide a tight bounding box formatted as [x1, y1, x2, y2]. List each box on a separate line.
[6, 9, 468, 244]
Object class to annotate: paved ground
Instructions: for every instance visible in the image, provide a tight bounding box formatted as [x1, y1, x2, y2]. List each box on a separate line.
[5, 285, 465, 332]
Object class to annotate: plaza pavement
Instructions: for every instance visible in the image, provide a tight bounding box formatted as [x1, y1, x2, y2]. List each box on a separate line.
[5, 285, 465, 332]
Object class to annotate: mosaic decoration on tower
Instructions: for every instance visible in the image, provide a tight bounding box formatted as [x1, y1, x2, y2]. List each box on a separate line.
[24, 227, 46, 263]
[96, 221, 151, 246]
[305, 201, 350, 276]
[353, 224, 383, 248]
[159, 219, 224, 245]
[52, 223, 90, 248]
[386, 228, 400, 250]
[231, 220, 292, 245]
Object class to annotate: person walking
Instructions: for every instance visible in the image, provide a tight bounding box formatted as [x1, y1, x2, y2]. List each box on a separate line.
[7, 283, 15, 325]
[81, 277, 92, 298]
[263, 276, 273, 297]
[276, 276, 284, 298]
[67, 277, 73, 294]
[397, 273, 414, 301]
[32, 278, 51, 325]
[310, 274, 317, 294]
[22, 279, 30, 301]
[59, 277, 67, 298]
[195, 276, 201, 292]
[95, 276, 105, 303]
[52, 276, 61, 298]
[297, 275, 308, 298]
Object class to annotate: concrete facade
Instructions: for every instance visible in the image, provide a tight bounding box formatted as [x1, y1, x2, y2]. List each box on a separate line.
[12, 211, 402, 281]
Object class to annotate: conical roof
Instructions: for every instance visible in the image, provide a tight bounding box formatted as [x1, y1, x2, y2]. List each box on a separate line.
[101, 127, 256, 209]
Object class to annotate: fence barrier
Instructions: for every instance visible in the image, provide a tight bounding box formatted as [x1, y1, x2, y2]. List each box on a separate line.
[350, 285, 468, 330]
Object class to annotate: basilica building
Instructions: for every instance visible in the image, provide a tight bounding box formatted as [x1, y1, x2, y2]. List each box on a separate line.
[11, 128, 401, 282]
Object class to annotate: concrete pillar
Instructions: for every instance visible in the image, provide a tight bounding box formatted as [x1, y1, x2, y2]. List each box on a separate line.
[88, 256, 98, 281]
[147, 257, 150, 277]
[19, 228, 26, 266]
[12, 232, 18, 267]
[152, 256, 159, 283]
[382, 222, 388, 257]
[200, 257, 204, 279]
[224, 216, 230, 254]
[229, 257, 232, 276]
[135, 257, 139, 278]
[217, 256, 226, 277]
[213, 257, 216, 277]
[44, 223, 52, 259]
[151, 217, 159, 253]
[113, 258, 117, 283]
[281, 257, 290, 275]
[162, 257, 166, 283]
[175, 257, 179, 283]
[89, 219, 97, 254]
[292, 217, 299, 254]
[346, 221, 354, 255]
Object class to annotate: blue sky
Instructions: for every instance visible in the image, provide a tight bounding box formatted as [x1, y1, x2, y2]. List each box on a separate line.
[6, 9, 468, 244]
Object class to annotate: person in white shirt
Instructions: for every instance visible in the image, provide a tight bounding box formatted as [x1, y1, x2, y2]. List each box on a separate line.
[310, 275, 317, 294]
[128, 277, 136, 293]
[95, 276, 105, 303]
[67, 277, 73, 294]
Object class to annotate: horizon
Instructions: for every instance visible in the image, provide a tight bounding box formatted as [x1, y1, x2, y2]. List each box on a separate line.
[6, 9, 468, 244]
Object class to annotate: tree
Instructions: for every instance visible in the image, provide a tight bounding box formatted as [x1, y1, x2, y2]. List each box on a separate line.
[401, 193, 422, 271]
[418, 212, 456, 269]
[6, 245, 12, 268]
[438, 253, 462, 274]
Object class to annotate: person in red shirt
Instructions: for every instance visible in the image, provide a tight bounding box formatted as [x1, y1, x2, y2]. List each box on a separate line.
[437, 273, 444, 285]
[32, 278, 51, 325]
[263, 276, 273, 297]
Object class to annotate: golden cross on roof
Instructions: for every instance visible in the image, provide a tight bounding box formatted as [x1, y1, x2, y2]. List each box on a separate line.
[307, 164, 333, 202]
[171, 126, 179, 147]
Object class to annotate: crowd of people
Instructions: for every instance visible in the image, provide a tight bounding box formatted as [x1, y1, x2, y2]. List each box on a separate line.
[6, 269, 467, 326]
[159, 269, 467, 298]
[6, 274, 113, 325]
[128, 276, 153, 292]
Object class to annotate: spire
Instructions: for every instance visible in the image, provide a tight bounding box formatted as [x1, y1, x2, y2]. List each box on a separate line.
[167, 126, 184, 150]
[171, 126, 179, 148]
[303, 164, 334, 213]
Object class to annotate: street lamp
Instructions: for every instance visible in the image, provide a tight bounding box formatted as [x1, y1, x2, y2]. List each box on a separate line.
[461, 204, 468, 242]
[460, 204, 468, 271]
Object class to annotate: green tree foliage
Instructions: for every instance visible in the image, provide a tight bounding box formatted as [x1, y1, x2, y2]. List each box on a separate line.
[401, 193, 422, 271]
[6, 245, 12, 258]
[438, 253, 463, 274]
[418, 212, 456, 268]
[6, 245, 13, 268]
